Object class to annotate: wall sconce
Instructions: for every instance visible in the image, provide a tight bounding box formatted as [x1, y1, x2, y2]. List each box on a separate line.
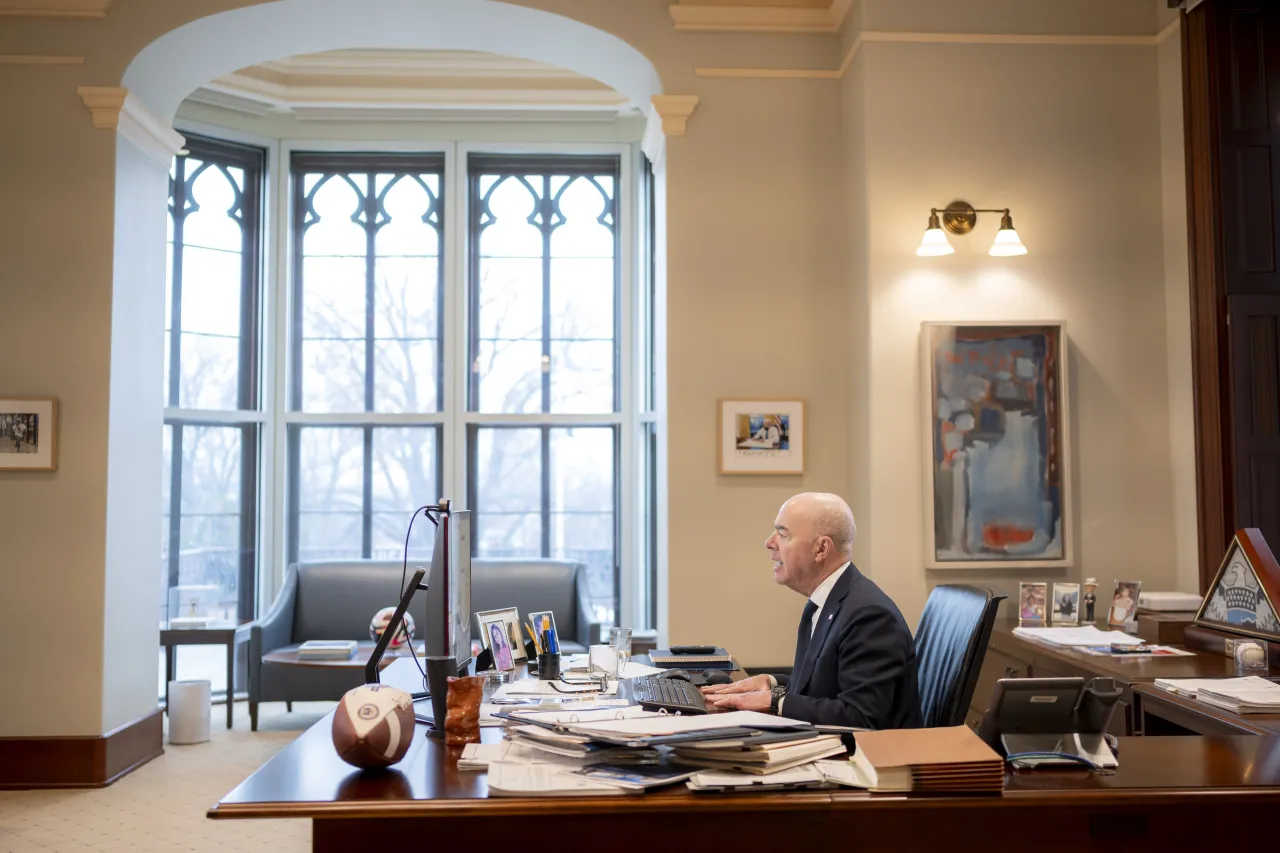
[916, 201, 1027, 257]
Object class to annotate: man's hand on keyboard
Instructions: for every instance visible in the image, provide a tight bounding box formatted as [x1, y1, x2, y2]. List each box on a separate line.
[704, 690, 770, 713]
[700, 674, 770, 696]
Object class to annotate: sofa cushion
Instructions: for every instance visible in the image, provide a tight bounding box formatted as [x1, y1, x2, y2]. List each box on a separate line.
[293, 561, 430, 643]
[470, 559, 581, 643]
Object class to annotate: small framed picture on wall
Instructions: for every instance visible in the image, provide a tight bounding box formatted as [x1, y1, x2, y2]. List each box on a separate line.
[718, 399, 805, 475]
[0, 397, 57, 472]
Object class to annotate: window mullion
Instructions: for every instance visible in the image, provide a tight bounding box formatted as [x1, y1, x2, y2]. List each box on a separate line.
[168, 425, 183, 595]
[362, 425, 374, 559]
[541, 425, 551, 559]
[541, 174, 553, 416]
[169, 157, 185, 409]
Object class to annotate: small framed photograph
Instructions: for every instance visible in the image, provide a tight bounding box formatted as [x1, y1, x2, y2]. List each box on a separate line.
[480, 617, 516, 671]
[1108, 581, 1143, 629]
[527, 610, 559, 653]
[1018, 582, 1047, 622]
[475, 607, 525, 662]
[1052, 583, 1081, 624]
[718, 399, 805, 475]
[0, 398, 57, 471]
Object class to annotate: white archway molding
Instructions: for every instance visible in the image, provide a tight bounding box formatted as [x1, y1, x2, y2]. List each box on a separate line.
[122, 0, 663, 124]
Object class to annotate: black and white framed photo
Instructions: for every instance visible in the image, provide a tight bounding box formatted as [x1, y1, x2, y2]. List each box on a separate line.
[475, 607, 525, 663]
[0, 398, 57, 472]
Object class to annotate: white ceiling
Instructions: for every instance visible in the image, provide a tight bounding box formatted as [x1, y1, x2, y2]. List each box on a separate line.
[185, 48, 633, 122]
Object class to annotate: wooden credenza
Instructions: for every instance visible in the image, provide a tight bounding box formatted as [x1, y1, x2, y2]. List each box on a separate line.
[968, 620, 1280, 736]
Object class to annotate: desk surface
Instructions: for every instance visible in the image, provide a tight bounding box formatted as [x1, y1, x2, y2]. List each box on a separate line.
[1135, 682, 1280, 736]
[991, 619, 1280, 681]
[211, 657, 1280, 821]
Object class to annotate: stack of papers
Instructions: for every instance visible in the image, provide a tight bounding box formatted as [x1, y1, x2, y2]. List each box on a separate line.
[1012, 626, 1144, 647]
[849, 725, 1004, 793]
[1161, 676, 1280, 713]
[672, 731, 847, 774]
[490, 679, 619, 700]
[487, 763, 630, 797]
[686, 760, 867, 792]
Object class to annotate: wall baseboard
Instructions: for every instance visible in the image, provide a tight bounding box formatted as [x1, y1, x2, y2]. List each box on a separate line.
[0, 709, 163, 788]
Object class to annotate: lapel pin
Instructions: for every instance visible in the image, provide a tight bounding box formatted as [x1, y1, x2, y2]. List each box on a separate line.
[828, 614, 834, 621]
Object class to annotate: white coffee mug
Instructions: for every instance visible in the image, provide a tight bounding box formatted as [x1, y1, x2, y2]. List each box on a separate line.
[589, 644, 619, 676]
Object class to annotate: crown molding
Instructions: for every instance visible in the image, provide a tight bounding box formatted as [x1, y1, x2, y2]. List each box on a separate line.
[669, 1, 850, 34]
[257, 49, 591, 80]
[0, 54, 84, 66]
[696, 25, 1176, 78]
[650, 94, 699, 136]
[288, 105, 625, 123]
[0, 0, 111, 17]
[77, 86, 185, 166]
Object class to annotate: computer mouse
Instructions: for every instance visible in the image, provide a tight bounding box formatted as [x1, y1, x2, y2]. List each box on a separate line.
[661, 669, 692, 681]
[702, 671, 732, 686]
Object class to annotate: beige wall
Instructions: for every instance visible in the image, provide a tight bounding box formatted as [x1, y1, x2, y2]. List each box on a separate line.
[0, 0, 1196, 736]
[850, 31, 1191, 623]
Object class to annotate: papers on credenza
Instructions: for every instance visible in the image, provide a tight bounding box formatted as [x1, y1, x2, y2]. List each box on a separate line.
[1011, 626, 1144, 647]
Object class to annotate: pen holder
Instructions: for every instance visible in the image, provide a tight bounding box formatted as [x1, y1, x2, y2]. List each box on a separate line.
[537, 653, 561, 681]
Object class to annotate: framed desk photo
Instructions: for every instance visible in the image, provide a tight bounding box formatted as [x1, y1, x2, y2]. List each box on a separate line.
[921, 322, 1071, 569]
[718, 399, 805, 475]
[0, 397, 57, 471]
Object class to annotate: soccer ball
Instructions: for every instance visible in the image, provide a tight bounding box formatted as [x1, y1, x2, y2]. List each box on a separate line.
[331, 683, 415, 768]
[370, 607, 415, 650]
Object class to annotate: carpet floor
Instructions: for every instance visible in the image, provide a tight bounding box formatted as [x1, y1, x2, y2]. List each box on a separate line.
[0, 701, 334, 853]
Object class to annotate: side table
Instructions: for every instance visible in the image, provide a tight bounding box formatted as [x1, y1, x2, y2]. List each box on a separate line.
[160, 623, 239, 730]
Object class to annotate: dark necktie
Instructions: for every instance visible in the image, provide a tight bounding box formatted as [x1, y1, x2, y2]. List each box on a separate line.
[791, 600, 820, 675]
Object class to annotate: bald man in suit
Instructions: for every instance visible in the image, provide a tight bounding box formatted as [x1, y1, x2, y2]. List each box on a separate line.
[702, 493, 922, 730]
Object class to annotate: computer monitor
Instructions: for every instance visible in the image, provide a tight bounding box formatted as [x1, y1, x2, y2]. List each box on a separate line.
[423, 508, 472, 671]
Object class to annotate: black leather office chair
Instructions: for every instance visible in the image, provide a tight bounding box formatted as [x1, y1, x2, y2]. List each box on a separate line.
[913, 584, 1006, 728]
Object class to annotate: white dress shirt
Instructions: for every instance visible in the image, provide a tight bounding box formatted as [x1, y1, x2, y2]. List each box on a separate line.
[771, 562, 851, 711]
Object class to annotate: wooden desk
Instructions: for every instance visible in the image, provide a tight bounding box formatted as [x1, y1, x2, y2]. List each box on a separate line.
[212, 658, 1280, 852]
[972, 619, 1280, 735]
[1135, 682, 1280, 736]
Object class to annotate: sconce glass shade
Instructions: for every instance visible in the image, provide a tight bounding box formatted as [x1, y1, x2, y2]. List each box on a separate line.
[916, 213, 955, 256]
[989, 212, 1027, 256]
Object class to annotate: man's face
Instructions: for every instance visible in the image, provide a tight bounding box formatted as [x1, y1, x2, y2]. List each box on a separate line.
[765, 501, 815, 593]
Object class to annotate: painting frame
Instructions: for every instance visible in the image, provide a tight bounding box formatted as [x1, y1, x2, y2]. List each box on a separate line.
[1192, 529, 1280, 643]
[920, 322, 1072, 569]
[474, 607, 526, 663]
[0, 397, 58, 472]
[718, 398, 806, 475]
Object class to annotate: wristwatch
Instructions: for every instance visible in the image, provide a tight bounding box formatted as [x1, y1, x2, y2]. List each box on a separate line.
[769, 686, 787, 715]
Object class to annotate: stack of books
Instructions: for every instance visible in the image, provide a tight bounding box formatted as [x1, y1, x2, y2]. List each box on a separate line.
[297, 640, 357, 661]
[849, 725, 1004, 793]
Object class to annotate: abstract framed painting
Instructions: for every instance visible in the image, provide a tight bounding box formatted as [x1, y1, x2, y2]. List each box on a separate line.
[921, 322, 1072, 569]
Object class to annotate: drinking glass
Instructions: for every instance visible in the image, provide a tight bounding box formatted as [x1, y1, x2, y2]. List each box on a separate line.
[609, 627, 632, 679]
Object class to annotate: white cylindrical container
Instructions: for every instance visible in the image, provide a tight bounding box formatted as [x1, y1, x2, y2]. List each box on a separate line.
[589, 644, 618, 676]
[168, 679, 212, 745]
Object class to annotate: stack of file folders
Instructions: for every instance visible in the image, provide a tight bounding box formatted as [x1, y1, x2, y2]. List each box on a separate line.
[671, 729, 847, 773]
[848, 725, 1004, 793]
[1154, 676, 1280, 712]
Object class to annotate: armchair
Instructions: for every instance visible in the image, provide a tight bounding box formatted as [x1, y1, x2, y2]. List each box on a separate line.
[243, 557, 600, 730]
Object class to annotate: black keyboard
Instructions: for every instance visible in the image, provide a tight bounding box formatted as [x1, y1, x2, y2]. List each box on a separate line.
[631, 676, 707, 714]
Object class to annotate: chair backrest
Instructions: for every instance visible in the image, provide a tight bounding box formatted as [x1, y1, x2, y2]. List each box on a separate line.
[913, 584, 1006, 728]
[470, 559, 583, 644]
[288, 558, 584, 644]
[293, 561, 429, 643]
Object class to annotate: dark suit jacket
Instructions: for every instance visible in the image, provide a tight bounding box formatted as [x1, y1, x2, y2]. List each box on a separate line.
[780, 563, 923, 730]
